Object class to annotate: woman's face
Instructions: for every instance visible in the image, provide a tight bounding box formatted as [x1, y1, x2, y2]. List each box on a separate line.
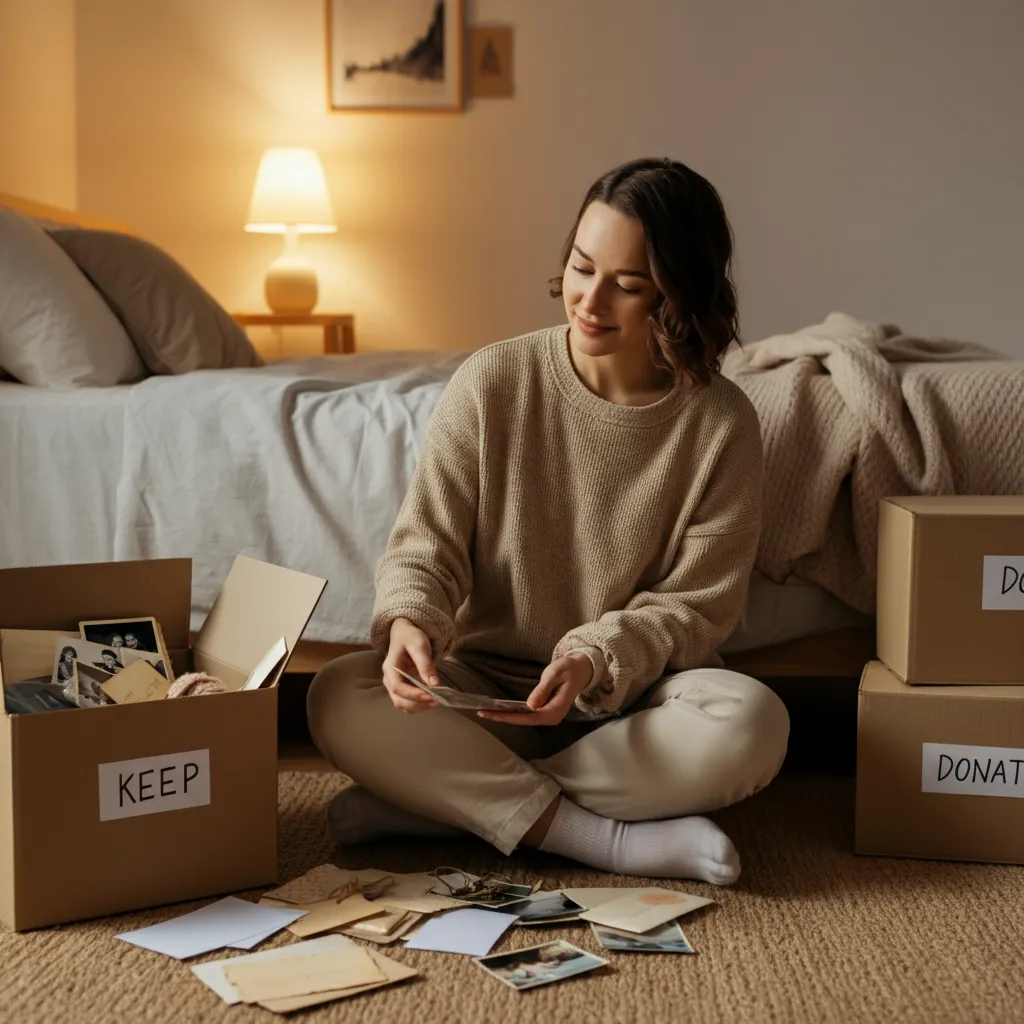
[562, 201, 658, 360]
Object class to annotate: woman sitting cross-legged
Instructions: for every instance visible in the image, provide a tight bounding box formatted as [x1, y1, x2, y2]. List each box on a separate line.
[307, 156, 789, 885]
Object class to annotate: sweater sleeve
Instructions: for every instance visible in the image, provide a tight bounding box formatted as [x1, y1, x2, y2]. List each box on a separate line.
[369, 369, 480, 661]
[552, 415, 763, 716]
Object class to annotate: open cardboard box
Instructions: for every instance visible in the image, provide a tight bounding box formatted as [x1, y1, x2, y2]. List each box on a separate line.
[0, 555, 325, 931]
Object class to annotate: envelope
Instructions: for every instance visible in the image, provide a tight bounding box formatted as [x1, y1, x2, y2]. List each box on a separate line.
[224, 947, 385, 1002]
[578, 888, 715, 933]
[100, 659, 170, 704]
[285, 894, 384, 937]
[259, 947, 418, 1012]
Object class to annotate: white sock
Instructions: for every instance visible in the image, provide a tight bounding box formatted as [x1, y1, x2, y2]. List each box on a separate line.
[327, 786, 463, 845]
[538, 798, 741, 885]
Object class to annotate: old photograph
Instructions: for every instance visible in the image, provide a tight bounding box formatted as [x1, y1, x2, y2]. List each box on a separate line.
[474, 941, 608, 991]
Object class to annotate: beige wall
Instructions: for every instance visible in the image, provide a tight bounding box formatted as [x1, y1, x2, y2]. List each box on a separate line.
[75, 0, 1024, 356]
[0, 0, 78, 207]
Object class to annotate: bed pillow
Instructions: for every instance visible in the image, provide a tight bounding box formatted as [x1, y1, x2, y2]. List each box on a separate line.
[0, 208, 146, 387]
[47, 228, 263, 374]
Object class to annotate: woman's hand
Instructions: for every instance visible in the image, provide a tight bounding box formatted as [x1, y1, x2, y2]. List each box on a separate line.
[382, 617, 443, 714]
[479, 652, 594, 727]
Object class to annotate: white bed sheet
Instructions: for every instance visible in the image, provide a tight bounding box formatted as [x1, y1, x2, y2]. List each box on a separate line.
[0, 380, 127, 567]
[0, 357, 869, 654]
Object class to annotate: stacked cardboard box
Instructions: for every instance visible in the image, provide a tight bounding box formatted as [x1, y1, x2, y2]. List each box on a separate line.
[856, 496, 1024, 864]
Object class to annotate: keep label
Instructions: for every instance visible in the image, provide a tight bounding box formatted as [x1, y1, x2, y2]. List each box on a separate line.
[98, 748, 211, 821]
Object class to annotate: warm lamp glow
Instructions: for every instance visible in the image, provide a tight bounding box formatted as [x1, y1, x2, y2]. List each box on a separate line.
[245, 147, 336, 234]
[245, 147, 336, 314]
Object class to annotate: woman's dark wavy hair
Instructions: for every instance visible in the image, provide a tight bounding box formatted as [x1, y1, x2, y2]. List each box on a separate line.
[549, 157, 740, 386]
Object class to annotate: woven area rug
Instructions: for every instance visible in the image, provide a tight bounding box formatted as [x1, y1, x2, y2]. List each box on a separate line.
[2, 769, 1022, 1024]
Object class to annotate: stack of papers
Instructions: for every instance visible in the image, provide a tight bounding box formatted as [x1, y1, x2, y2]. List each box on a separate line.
[192, 934, 417, 1012]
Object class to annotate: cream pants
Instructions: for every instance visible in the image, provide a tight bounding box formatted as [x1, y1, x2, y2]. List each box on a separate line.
[307, 651, 790, 855]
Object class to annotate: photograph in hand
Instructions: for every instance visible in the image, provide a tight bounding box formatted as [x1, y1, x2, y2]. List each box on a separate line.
[391, 665, 534, 713]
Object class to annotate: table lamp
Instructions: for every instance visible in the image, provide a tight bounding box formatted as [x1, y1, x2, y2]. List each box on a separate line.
[245, 147, 337, 314]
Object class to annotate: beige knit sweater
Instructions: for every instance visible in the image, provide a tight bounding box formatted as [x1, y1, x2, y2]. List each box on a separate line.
[371, 325, 763, 717]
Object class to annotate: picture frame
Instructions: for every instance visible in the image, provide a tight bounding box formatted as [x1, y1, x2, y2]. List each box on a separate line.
[325, 0, 464, 113]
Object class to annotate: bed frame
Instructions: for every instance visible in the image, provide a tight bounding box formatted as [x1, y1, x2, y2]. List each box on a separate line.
[4, 191, 875, 692]
[0, 191, 132, 233]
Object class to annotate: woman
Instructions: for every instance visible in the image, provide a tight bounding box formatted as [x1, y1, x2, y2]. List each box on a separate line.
[308, 157, 789, 885]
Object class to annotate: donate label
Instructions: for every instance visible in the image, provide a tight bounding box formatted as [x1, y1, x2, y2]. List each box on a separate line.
[981, 555, 1024, 611]
[922, 742, 1024, 799]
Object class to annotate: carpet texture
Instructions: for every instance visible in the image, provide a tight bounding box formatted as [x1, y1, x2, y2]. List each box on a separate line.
[2, 770, 1021, 1024]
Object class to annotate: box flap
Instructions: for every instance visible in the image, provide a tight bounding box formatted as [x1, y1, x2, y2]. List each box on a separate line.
[194, 557, 326, 690]
[883, 495, 1024, 517]
[862, 659, 1024, 700]
[0, 560, 192, 652]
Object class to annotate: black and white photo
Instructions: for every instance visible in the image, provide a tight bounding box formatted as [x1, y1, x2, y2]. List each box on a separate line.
[50, 635, 123, 692]
[80, 617, 161, 655]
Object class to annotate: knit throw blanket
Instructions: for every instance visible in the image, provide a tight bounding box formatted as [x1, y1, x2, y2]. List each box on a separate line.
[722, 313, 1024, 614]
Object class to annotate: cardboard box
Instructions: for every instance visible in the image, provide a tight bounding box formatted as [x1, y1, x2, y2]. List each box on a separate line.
[856, 660, 1024, 864]
[877, 495, 1024, 683]
[0, 555, 325, 931]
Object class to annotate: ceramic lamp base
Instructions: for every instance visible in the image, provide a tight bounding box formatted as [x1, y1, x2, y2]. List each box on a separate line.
[264, 256, 318, 314]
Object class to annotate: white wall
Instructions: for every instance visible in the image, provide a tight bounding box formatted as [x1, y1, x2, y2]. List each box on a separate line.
[0, 0, 78, 206]
[75, 0, 1024, 356]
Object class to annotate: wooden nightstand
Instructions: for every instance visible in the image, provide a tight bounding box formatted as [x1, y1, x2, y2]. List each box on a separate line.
[233, 313, 356, 355]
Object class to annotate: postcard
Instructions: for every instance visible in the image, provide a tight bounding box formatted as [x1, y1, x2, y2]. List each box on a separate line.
[100, 659, 170, 704]
[474, 940, 608, 991]
[579, 888, 715, 934]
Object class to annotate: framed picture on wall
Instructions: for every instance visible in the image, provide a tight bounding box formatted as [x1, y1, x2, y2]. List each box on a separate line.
[326, 0, 464, 112]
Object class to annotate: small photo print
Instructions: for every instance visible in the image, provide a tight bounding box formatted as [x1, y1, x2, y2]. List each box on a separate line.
[498, 892, 586, 924]
[591, 921, 695, 954]
[80, 617, 161, 655]
[474, 940, 608, 991]
[52, 636, 123, 691]
[74, 661, 117, 709]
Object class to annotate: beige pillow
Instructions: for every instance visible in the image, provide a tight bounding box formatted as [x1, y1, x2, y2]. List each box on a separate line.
[0, 208, 146, 387]
[48, 228, 263, 374]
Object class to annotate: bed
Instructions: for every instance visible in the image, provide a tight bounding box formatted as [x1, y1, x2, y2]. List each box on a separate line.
[6, 192, 1022, 683]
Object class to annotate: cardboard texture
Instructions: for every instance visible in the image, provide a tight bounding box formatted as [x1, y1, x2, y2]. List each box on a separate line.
[0, 629, 67, 684]
[0, 556, 326, 931]
[877, 496, 1024, 683]
[194, 556, 326, 691]
[856, 660, 1024, 864]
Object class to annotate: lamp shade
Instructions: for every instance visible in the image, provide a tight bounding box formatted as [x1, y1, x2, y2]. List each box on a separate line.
[245, 147, 337, 234]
